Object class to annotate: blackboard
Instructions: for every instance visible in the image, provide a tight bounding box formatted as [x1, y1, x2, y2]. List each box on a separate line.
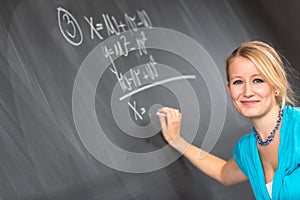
[1, 0, 299, 199]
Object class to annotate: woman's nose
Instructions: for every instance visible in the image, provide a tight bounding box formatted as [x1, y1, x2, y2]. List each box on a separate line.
[243, 82, 254, 97]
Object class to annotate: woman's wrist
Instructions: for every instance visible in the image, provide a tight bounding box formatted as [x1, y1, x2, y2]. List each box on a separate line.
[169, 136, 191, 154]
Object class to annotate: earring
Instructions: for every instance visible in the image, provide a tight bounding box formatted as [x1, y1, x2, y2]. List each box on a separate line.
[275, 91, 279, 96]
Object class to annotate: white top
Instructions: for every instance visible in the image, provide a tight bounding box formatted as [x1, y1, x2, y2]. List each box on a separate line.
[266, 181, 273, 199]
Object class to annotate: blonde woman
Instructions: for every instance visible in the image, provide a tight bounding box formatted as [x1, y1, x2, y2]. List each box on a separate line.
[158, 41, 299, 199]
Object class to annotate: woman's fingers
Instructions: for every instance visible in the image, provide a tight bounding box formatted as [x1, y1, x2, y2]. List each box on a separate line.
[158, 113, 167, 132]
[157, 107, 182, 143]
[158, 107, 178, 122]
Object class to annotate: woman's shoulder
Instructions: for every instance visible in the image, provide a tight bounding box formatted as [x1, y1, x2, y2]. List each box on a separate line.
[284, 105, 300, 122]
[237, 132, 253, 145]
[234, 132, 253, 154]
[285, 105, 300, 115]
[282, 105, 300, 143]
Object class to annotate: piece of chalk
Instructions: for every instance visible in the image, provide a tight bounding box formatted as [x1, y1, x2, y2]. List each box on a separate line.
[156, 112, 167, 117]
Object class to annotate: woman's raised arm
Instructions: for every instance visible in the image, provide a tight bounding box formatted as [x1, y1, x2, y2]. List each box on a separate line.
[158, 107, 248, 186]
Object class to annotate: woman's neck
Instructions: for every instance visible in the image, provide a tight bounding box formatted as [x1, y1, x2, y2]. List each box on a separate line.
[250, 104, 281, 141]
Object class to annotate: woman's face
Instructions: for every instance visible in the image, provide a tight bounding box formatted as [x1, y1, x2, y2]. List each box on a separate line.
[227, 56, 277, 119]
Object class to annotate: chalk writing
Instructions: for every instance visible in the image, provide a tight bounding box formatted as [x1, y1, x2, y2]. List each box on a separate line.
[128, 101, 146, 120]
[57, 7, 152, 46]
[119, 75, 197, 101]
[57, 7, 83, 46]
[58, 7, 197, 122]
[143, 55, 158, 80]
[102, 14, 127, 36]
[84, 16, 104, 40]
[136, 31, 148, 56]
[125, 10, 152, 35]
[101, 30, 155, 95]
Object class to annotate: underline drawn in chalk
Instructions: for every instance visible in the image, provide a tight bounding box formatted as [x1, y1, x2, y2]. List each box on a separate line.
[119, 75, 196, 101]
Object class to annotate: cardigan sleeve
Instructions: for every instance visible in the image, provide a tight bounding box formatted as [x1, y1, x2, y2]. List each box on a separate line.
[233, 135, 251, 177]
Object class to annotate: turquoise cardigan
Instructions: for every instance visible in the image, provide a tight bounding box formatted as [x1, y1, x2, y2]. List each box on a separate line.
[234, 106, 300, 199]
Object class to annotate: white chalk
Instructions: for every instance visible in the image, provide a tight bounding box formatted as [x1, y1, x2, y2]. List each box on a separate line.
[156, 112, 167, 117]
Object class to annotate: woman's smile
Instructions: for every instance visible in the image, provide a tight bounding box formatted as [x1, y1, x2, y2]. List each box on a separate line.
[240, 100, 260, 106]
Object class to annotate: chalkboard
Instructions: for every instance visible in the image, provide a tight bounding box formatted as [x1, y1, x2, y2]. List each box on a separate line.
[1, 0, 299, 199]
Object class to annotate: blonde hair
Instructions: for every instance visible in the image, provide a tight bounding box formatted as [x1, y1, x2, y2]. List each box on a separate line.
[226, 41, 296, 107]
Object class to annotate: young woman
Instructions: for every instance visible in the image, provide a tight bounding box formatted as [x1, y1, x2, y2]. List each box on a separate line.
[158, 41, 299, 199]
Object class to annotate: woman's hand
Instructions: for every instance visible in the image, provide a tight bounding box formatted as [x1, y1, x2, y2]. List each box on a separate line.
[157, 107, 182, 146]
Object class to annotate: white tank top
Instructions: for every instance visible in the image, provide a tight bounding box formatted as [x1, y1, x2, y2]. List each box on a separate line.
[266, 181, 273, 198]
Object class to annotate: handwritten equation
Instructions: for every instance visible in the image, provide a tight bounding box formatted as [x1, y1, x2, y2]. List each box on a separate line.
[58, 7, 196, 122]
[57, 7, 152, 46]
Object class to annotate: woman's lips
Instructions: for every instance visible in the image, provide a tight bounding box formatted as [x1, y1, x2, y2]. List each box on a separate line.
[240, 100, 260, 105]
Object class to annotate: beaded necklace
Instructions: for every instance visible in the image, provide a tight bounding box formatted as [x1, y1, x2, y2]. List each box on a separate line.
[253, 104, 283, 146]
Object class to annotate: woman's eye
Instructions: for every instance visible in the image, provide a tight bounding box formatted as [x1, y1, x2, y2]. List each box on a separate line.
[253, 79, 264, 83]
[233, 80, 243, 85]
